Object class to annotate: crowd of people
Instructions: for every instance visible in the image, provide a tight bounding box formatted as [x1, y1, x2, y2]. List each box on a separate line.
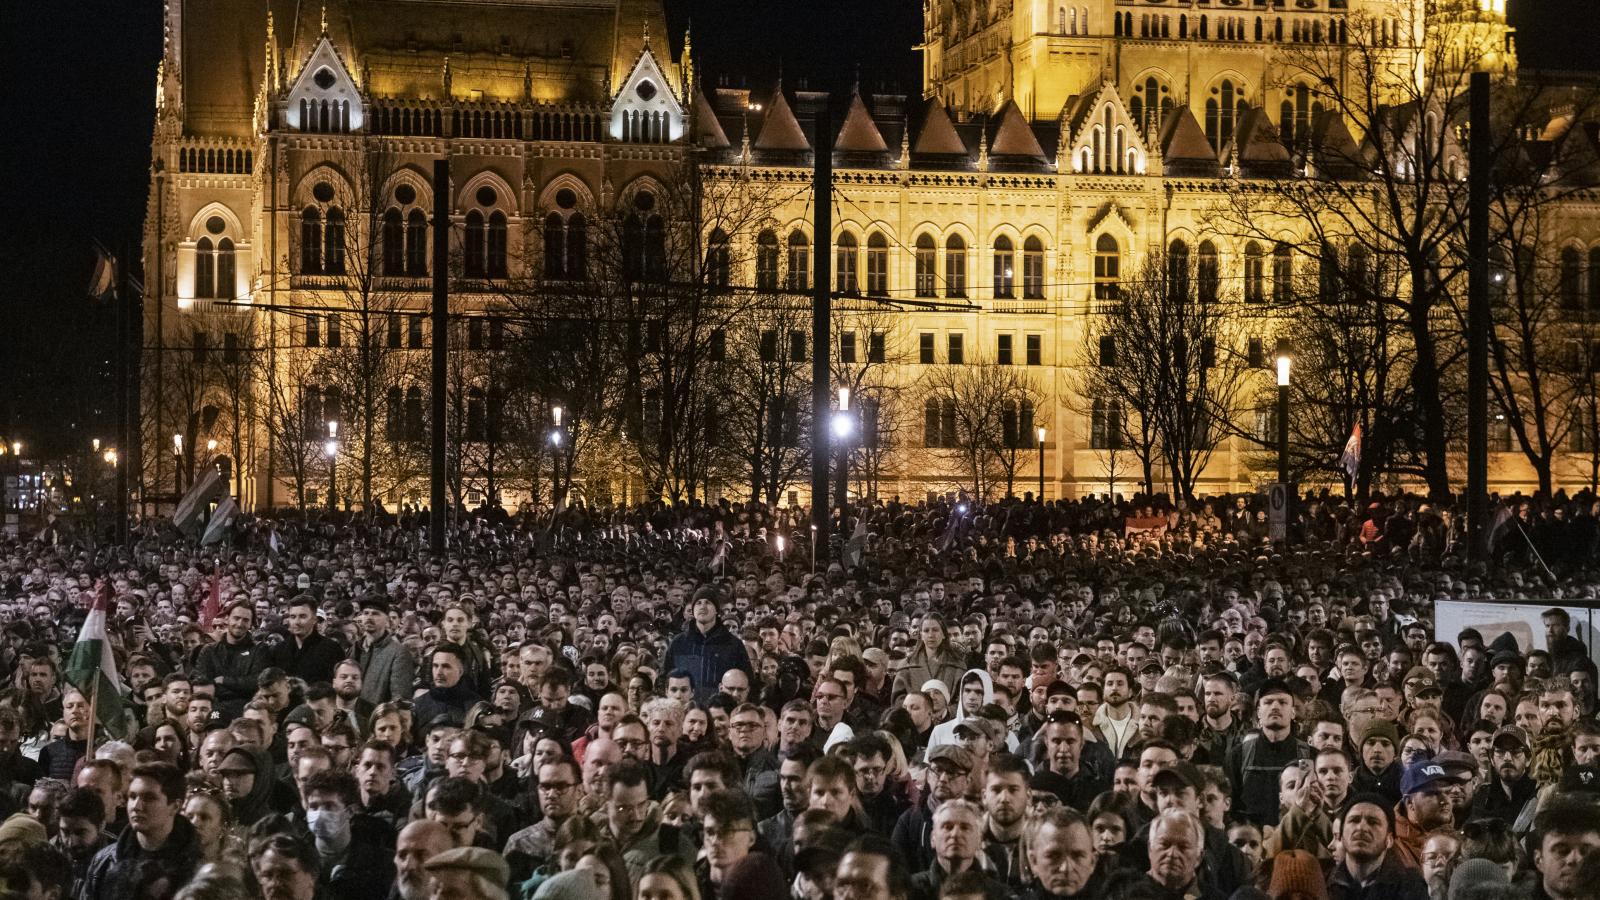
[0, 489, 1599, 900]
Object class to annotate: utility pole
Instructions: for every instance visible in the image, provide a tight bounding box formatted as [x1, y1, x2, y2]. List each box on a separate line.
[114, 251, 132, 546]
[1467, 70, 1490, 562]
[810, 106, 833, 555]
[430, 159, 450, 553]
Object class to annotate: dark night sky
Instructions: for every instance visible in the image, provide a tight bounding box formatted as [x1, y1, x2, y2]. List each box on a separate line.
[2, 0, 1593, 455]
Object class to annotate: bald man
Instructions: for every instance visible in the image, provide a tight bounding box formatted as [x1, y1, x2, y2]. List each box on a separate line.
[392, 819, 454, 900]
[582, 738, 622, 798]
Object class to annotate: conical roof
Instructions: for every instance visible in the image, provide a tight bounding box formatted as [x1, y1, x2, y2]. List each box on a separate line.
[1237, 107, 1291, 164]
[754, 89, 810, 151]
[913, 98, 967, 155]
[990, 100, 1045, 158]
[1160, 106, 1217, 161]
[835, 92, 888, 152]
[692, 87, 729, 148]
[1309, 109, 1360, 169]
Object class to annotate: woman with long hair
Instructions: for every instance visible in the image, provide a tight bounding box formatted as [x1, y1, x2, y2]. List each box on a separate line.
[890, 612, 967, 704]
[635, 855, 701, 900]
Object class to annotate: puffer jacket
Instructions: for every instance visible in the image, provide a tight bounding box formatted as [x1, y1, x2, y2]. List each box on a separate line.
[664, 622, 752, 705]
[890, 642, 968, 704]
[78, 814, 202, 900]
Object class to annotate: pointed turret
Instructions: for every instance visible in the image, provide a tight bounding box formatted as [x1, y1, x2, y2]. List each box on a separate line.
[692, 87, 730, 149]
[754, 89, 810, 152]
[1159, 106, 1219, 176]
[1308, 110, 1362, 176]
[990, 100, 1046, 161]
[1235, 107, 1292, 175]
[913, 98, 967, 156]
[835, 92, 888, 153]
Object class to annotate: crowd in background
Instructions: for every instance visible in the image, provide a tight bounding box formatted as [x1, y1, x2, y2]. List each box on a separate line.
[0, 489, 1598, 900]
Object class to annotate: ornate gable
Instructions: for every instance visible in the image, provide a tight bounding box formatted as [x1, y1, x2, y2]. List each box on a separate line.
[286, 35, 364, 133]
[1064, 82, 1148, 175]
[610, 44, 685, 143]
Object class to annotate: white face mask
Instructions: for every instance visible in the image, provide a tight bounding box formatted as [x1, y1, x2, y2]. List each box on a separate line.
[305, 807, 350, 849]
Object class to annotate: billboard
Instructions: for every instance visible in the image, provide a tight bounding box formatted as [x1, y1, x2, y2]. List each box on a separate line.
[1433, 600, 1600, 667]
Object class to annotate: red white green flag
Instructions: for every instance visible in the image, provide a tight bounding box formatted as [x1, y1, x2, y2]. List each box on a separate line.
[64, 582, 125, 739]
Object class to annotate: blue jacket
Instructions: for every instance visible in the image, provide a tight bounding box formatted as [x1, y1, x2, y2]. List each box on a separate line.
[664, 622, 751, 704]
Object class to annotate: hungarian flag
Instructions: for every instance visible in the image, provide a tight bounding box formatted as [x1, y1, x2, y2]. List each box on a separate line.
[1339, 423, 1362, 485]
[64, 582, 126, 739]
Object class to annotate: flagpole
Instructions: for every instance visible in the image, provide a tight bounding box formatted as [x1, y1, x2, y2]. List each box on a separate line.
[86, 673, 99, 754]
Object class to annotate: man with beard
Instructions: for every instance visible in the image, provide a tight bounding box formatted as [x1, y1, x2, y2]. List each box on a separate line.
[979, 753, 1030, 888]
[1329, 796, 1428, 900]
[357, 598, 416, 706]
[1224, 679, 1312, 827]
[502, 757, 583, 882]
[196, 602, 269, 719]
[1198, 673, 1242, 764]
[758, 745, 818, 874]
[390, 820, 454, 900]
[1392, 760, 1465, 870]
[1470, 725, 1536, 824]
[52, 788, 112, 897]
[1092, 667, 1138, 759]
[1022, 808, 1101, 900]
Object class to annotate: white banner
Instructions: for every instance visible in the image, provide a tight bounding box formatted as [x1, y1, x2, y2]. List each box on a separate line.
[1433, 600, 1600, 666]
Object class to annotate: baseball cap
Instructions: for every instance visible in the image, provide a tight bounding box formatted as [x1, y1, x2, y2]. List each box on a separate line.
[953, 718, 1004, 744]
[926, 745, 976, 773]
[1401, 759, 1464, 796]
[1152, 761, 1204, 793]
[1491, 725, 1530, 751]
[1433, 750, 1480, 781]
[1402, 666, 1437, 689]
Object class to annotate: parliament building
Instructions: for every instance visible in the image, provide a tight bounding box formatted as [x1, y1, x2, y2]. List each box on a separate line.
[142, 0, 1600, 511]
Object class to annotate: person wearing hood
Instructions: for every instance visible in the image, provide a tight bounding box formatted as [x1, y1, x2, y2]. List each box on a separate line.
[664, 588, 752, 705]
[79, 762, 201, 900]
[302, 768, 395, 900]
[927, 670, 1017, 754]
[411, 644, 482, 744]
[893, 614, 969, 705]
[217, 745, 277, 827]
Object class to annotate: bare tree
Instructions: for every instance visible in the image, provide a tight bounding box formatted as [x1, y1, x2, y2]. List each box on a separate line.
[722, 299, 813, 504]
[919, 358, 1046, 501]
[831, 303, 913, 501]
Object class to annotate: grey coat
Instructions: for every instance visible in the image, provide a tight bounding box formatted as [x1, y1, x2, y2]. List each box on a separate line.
[359, 633, 417, 705]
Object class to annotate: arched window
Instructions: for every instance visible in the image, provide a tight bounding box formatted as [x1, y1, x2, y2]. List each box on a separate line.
[1091, 398, 1124, 450]
[1205, 79, 1246, 149]
[566, 213, 587, 278]
[836, 233, 859, 295]
[467, 387, 486, 442]
[1244, 241, 1265, 303]
[1272, 243, 1293, 303]
[406, 210, 428, 276]
[195, 237, 215, 299]
[215, 239, 234, 299]
[487, 212, 508, 278]
[1094, 234, 1120, 300]
[1168, 239, 1190, 302]
[1590, 248, 1600, 310]
[1560, 247, 1582, 310]
[914, 233, 938, 297]
[786, 231, 810, 291]
[386, 387, 403, 440]
[323, 208, 346, 274]
[945, 235, 967, 298]
[1347, 245, 1371, 302]
[644, 215, 666, 283]
[404, 387, 424, 441]
[464, 210, 486, 277]
[1280, 83, 1317, 148]
[1130, 76, 1172, 132]
[866, 232, 889, 296]
[544, 213, 567, 279]
[300, 208, 322, 274]
[1023, 236, 1045, 299]
[382, 209, 404, 275]
[993, 235, 1015, 298]
[707, 228, 731, 289]
[1198, 240, 1219, 304]
[756, 230, 780, 291]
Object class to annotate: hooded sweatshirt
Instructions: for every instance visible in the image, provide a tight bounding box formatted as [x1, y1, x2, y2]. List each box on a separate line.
[926, 669, 1019, 754]
[223, 746, 278, 827]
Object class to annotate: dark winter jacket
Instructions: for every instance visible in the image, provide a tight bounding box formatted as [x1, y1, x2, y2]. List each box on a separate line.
[664, 622, 752, 704]
[194, 634, 268, 718]
[77, 814, 202, 900]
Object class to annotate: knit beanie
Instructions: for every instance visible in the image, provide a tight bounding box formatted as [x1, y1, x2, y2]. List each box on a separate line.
[1448, 859, 1510, 900]
[1268, 850, 1329, 900]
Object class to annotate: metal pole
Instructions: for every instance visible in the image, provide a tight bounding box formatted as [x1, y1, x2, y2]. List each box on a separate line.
[430, 159, 450, 552]
[1038, 436, 1045, 500]
[115, 253, 130, 545]
[810, 107, 833, 554]
[1467, 70, 1491, 562]
[1277, 382, 1290, 485]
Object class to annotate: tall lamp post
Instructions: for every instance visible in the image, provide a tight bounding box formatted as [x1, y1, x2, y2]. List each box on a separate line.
[1036, 426, 1047, 501]
[550, 406, 563, 509]
[832, 388, 853, 514]
[1275, 339, 1291, 486]
[324, 421, 339, 511]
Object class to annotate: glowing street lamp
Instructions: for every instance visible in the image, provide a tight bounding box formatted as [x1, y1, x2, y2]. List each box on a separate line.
[1275, 339, 1292, 486]
[1036, 426, 1047, 500]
